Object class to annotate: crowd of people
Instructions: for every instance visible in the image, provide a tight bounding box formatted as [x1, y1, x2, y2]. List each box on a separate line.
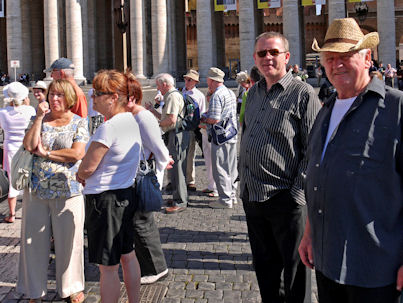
[0, 17, 402, 303]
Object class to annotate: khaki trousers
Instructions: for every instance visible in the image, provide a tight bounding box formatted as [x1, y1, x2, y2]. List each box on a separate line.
[17, 190, 85, 299]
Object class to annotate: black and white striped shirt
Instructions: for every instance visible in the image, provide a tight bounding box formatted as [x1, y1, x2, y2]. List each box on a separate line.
[239, 71, 321, 205]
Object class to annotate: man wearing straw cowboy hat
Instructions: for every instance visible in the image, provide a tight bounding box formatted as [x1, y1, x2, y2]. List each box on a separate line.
[299, 18, 403, 303]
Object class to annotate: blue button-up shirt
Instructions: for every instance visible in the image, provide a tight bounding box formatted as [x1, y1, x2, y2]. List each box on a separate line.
[305, 77, 403, 287]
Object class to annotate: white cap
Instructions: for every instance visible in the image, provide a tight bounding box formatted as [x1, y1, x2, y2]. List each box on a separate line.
[4, 82, 29, 106]
[33, 80, 47, 90]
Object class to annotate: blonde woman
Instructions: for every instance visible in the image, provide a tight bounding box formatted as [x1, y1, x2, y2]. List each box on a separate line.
[18, 79, 88, 303]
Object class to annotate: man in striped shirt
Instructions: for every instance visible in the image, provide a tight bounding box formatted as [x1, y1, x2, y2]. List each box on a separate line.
[203, 67, 238, 209]
[239, 32, 321, 302]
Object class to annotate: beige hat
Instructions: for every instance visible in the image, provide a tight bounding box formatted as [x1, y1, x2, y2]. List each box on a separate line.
[312, 18, 379, 53]
[207, 67, 225, 83]
[184, 69, 199, 82]
[236, 71, 249, 84]
[33, 80, 47, 90]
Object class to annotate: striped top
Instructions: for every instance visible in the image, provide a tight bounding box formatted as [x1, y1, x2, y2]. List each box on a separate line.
[239, 71, 321, 205]
[207, 85, 238, 143]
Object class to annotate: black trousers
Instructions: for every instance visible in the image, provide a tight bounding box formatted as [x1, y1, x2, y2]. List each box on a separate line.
[316, 270, 401, 303]
[133, 210, 167, 277]
[243, 189, 310, 303]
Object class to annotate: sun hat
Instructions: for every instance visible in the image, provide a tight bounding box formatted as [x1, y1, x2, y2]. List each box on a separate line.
[312, 18, 379, 53]
[33, 80, 47, 90]
[207, 67, 225, 83]
[236, 71, 249, 84]
[44, 57, 75, 72]
[3, 82, 29, 106]
[184, 69, 200, 82]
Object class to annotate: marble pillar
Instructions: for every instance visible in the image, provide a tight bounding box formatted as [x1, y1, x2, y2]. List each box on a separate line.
[239, 0, 257, 72]
[328, 0, 346, 24]
[130, 0, 146, 79]
[44, 0, 60, 81]
[283, 0, 302, 66]
[151, 0, 169, 77]
[196, 0, 214, 82]
[66, 0, 86, 83]
[21, 0, 32, 75]
[86, 0, 97, 80]
[6, 0, 23, 81]
[30, 0, 45, 80]
[377, 0, 396, 67]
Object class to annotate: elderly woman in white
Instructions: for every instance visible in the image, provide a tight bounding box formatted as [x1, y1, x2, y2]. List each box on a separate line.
[0, 82, 35, 223]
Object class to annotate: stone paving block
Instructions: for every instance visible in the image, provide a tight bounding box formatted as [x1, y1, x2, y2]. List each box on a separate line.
[241, 290, 262, 302]
[180, 299, 195, 303]
[215, 282, 232, 290]
[233, 282, 251, 291]
[161, 298, 180, 303]
[168, 281, 186, 290]
[193, 299, 207, 303]
[223, 289, 241, 301]
[172, 268, 189, 275]
[191, 275, 208, 282]
[165, 288, 186, 299]
[207, 274, 225, 283]
[174, 275, 192, 282]
[204, 290, 223, 300]
[222, 273, 242, 283]
[196, 282, 215, 291]
[185, 282, 197, 290]
[185, 289, 204, 299]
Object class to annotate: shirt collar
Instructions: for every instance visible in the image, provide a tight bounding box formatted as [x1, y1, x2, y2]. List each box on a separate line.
[323, 76, 385, 107]
[257, 70, 293, 92]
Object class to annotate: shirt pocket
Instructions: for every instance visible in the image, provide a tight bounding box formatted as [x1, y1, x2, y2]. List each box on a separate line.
[346, 124, 390, 173]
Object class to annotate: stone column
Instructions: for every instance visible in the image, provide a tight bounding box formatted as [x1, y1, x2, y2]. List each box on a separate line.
[130, 0, 146, 79]
[196, 0, 214, 83]
[239, 0, 256, 72]
[44, 0, 60, 81]
[6, 0, 23, 81]
[66, 0, 86, 84]
[87, 0, 97, 80]
[328, 0, 346, 24]
[21, 0, 32, 76]
[377, 0, 396, 68]
[151, 0, 169, 77]
[283, 0, 302, 66]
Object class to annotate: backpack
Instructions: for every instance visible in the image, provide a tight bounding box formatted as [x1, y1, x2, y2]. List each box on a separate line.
[177, 93, 200, 132]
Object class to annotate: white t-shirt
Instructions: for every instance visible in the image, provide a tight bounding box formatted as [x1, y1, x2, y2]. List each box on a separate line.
[83, 112, 141, 194]
[134, 110, 170, 188]
[321, 96, 356, 160]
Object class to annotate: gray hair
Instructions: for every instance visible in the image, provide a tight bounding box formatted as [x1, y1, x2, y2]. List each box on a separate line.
[155, 73, 175, 87]
[62, 68, 74, 78]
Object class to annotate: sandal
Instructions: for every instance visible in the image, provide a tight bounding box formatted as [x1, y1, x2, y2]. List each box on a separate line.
[3, 214, 15, 223]
[70, 291, 85, 303]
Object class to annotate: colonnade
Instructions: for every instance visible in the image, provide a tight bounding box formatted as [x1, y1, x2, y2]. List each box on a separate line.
[5, 0, 397, 84]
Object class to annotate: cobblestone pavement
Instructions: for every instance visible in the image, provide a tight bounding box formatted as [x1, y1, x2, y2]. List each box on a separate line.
[0, 85, 319, 303]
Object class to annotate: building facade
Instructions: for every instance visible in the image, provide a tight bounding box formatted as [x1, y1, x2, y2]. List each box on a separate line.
[0, 0, 402, 84]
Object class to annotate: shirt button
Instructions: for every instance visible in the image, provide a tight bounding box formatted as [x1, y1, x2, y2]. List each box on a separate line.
[313, 186, 318, 191]
[315, 163, 319, 167]
[318, 209, 323, 214]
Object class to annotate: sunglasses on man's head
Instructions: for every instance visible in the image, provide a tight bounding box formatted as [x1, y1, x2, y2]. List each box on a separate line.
[92, 90, 114, 97]
[256, 49, 287, 58]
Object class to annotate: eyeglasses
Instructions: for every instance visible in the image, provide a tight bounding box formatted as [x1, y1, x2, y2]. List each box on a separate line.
[92, 90, 114, 97]
[256, 48, 287, 58]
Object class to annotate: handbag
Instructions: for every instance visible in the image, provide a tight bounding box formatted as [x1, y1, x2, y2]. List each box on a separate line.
[134, 149, 163, 212]
[211, 116, 238, 145]
[11, 145, 34, 190]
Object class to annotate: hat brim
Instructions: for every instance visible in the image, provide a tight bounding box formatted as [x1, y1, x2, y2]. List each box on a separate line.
[208, 76, 224, 83]
[184, 75, 199, 82]
[312, 32, 379, 53]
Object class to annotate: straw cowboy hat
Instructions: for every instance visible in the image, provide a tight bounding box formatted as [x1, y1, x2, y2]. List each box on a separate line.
[312, 18, 379, 53]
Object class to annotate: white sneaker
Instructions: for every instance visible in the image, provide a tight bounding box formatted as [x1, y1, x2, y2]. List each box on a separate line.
[140, 269, 168, 284]
[209, 201, 232, 209]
